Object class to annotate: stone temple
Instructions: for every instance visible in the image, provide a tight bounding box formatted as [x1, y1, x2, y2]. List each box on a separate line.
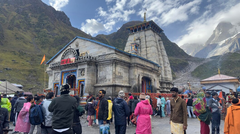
[46, 20, 173, 97]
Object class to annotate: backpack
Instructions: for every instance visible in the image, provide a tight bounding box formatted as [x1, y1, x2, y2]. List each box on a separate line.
[29, 104, 44, 125]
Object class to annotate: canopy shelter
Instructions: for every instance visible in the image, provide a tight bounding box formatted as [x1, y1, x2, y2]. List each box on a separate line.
[0, 81, 24, 94]
[200, 74, 239, 94]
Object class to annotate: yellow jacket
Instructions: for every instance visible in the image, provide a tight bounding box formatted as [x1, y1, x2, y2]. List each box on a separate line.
[107, 100, 113, 120]
[224, 100, 240, 134]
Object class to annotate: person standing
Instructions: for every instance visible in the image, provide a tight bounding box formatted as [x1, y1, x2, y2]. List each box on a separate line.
[14, 95, 34, 134]
[209, 92, 222, 134]
[156, 95, 162, 118]
[134, 93, 153, 134]
[187, 96, 196, 118]
[112, 90, 130, 134]
[166, 97, 171, 117]
[127, 93, 133, 126]
[29, 95, 42, 134]
[12, 92, 26, 134]
[193, 92, 211, 134]
[48, 84, 77, 134]
[87, 98, 95, 127]
[10, 93, 18, 123]
[205, 92, 212, 107]
[1, 94, 11, 121]
[0, 96, 9, 134]
[161, 96, 166, 117]
[170, 87, 188, 134]
[107, 97, 113, 125]
[97, 89, 108, 126]
[41, 92, 54, 134]
[131, 96, 139, 113]
[224, 98, 240, 134]
[73, 96, 85, 134]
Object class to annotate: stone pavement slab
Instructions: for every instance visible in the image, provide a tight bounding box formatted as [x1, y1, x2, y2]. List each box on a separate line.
[10, 116, 224, 134]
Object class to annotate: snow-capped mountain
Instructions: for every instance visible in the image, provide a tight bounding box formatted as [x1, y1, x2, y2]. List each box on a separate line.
[193, 22, 240, 58]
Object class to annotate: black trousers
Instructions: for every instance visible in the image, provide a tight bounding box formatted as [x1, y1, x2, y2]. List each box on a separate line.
[115, 125, 126, 134]
[158, 106, 162, 117]
[212, 112, 221, 134]
[72, 123, 82, 134]
[51, 128, 73, 134]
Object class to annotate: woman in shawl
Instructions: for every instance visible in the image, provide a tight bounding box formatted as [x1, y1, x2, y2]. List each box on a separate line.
[134, 93, 153, 134]
[166, 97, 171, 117]
[193, 92, 212, 134]
[161, 97, 166, 117]
[14, 95, 34, 134]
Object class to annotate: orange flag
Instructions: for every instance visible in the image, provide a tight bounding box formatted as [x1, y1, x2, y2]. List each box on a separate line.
[40, 55, 45, 65]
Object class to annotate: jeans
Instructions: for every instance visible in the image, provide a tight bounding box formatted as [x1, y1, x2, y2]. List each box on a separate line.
[98, 120, 104, 125]
[41, 127, 53, 134]
[115, 125, 126, 134]
[187, 106, 196, 118]
[212, 112, 221, 134]
[29, 124, 41, 134]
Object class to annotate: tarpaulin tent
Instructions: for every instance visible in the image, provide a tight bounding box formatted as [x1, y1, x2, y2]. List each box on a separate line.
[0, 81, 24, 94]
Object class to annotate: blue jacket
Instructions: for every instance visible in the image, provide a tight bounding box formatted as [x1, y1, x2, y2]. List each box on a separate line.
[205, 96, 212, 106]
[113, 98, 130, 125]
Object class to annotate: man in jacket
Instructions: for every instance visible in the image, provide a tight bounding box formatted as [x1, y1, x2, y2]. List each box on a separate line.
[0, 96, 9, 134]
[41, 92, 54, 134]
[209, 92, 222, 134]
[98, 89, 108, 125]
[12, 92, 26, 134]
[170, 87, 188, 134]
[113, 90, 130, 134]
[49, 84, 77, 134]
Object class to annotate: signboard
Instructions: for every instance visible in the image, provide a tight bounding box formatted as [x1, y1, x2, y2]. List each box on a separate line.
[61, 57, 75, 65]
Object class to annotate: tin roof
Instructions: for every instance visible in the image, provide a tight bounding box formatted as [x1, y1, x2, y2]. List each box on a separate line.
[201, 74, 238, 81]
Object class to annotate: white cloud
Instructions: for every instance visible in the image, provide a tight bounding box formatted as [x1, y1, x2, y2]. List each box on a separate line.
[80, 19, 105, 36]
[49, 0, 69, 11]
[106, 0, 114, 4]
[96, 0, 135, 32]
[128, 0, 142, 8]
[176, 2, 240, 46]
[137, 0, 202, 26]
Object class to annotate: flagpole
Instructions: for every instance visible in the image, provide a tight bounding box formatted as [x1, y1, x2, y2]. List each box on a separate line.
[44, 61, 46, 91]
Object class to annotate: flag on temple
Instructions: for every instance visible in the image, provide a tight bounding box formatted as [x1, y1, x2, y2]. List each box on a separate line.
[40, 55, 45, 65]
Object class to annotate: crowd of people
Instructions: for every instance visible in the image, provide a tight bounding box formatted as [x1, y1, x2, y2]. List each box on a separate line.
[0, 84, 240, 134]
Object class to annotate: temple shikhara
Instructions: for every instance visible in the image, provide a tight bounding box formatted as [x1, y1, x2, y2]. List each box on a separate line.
[46, 16, 173, 96]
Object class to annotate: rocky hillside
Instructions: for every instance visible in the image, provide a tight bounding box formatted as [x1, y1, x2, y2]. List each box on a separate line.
[192, 52, 240, 79]
[0, 0, 91, 92]
[184, 21, 240, 58]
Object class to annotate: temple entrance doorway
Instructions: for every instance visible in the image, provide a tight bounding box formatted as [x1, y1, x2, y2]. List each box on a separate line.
[142, 77, 152, 93]
[66, 74, 76, 89]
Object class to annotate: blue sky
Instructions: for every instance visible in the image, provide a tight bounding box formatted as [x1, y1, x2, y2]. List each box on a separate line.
[41, 0, 240, 46]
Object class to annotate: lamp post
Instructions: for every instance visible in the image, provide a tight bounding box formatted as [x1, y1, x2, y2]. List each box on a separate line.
[187, 80, 191, 90]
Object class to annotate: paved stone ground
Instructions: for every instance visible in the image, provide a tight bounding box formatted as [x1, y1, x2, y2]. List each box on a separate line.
[10, 116, 224, 134]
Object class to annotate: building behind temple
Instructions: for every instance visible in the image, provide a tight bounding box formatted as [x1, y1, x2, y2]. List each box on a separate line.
[46, 19, 173, 96]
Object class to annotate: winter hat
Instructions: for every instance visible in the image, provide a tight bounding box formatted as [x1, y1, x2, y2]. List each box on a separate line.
[145, 95, 150, 100]
[118, 90, 125, 97]
[60, 83, 71, 92]
[139, 93, 146, 100]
